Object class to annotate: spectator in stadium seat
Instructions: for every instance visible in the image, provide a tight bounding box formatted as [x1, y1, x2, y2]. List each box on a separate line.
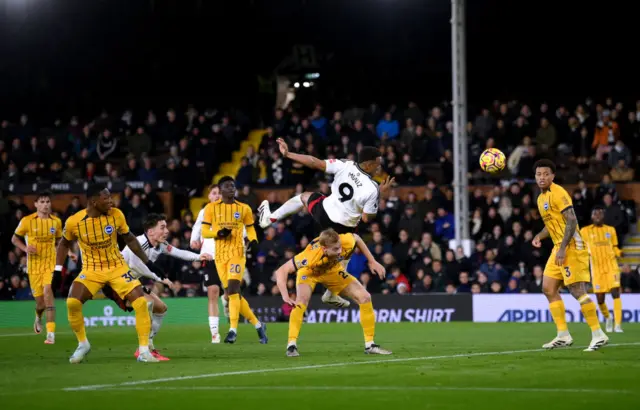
[608, 139, 632, 168]
[128, 126, 152, 158]
[435, 207, 454, 241]
[535, 117, 557, 154]
[479, 250, 507, 283]
[236, 157, 254, 186]
[376, 112, 399, 140]
[610, 158, 635, 181]
[592, 111, 619, 160]
[137, 156, 157, 182]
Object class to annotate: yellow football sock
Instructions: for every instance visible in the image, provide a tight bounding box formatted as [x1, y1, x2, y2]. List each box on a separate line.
[598, 303, 610, 319]
[131, 297, 151, 347]
[548, 300, 568, 332]
[240, 297, 259, 326]
[46, 322, 56, 333]
[613, 298, 622, 326]
[288, 303, 307, 344]
[66, 298, 87, 343]
[229, 294, 241, 329]
[578, 295, 601, 331]
[359, 302, 375, 343]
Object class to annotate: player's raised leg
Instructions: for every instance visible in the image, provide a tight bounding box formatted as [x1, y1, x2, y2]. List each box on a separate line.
[339, 276, 391, 355]
[541, 271, 573, 349]
[66, 281, 94, 364]
[258, 192, 312, 228]
[611, 287, 623, 332]
[595, 292, 613, 333]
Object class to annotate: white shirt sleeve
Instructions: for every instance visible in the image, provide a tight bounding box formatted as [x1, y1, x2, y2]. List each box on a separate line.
[161, 242, 201, 261]
[136, 262, 163, 282]
[192, 209, 204, 242]
[363, 189, 379, 215]
[324, 158, 347, 175]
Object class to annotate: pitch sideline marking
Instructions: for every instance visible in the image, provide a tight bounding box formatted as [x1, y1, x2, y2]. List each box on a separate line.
[106, 385, 636, 394]
[63, 342, 640, 392]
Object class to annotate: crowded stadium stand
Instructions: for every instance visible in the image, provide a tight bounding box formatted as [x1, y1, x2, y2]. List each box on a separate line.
[1, 99, 639, 302]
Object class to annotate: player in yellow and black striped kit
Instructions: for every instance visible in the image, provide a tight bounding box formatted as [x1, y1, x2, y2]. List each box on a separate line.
[580, 206, 624, 333]
[202, 176, 268, 344]
[11, 191, 68, 344]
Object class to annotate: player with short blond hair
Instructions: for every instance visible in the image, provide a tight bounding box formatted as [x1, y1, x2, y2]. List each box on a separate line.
[274, 228, 391, 357]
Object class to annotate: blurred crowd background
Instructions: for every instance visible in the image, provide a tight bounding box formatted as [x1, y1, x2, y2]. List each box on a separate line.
[1, 97, 639, 300]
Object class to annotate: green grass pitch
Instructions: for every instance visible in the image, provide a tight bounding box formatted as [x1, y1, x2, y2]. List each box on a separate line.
[1, 323, 638, 410]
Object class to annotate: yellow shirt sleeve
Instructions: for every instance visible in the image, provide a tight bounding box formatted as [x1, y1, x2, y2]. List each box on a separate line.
[114, 208, 130, 235]
[14, 216, 29, 237]
[202, 203, 217, 239]
[552, 185, 573, 213]
[63, 215, 78, 241]
[55, 218, 63, 239]
[611, 227, 622, 257]
[243, 204, 257, 242]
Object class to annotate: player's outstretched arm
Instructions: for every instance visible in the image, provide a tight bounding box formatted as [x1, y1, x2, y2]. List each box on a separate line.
[277, 137, 327, 171]
[353, 234, 386, 280]
[274, 260, 297, 306]
[162, 243, 209, 262]
[123, 232, 166, 278]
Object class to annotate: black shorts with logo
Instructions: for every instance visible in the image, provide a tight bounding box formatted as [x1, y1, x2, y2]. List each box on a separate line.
[203, 260, 222, 288]
[307, 192, 356, 235]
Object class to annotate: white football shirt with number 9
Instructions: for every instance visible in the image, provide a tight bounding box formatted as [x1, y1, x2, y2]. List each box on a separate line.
[322, 159, 379, 227]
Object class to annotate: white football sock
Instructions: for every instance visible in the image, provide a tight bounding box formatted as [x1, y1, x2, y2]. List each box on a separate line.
[208, 316, 219, 336]
[365, 341, 375, 349]
[271, 195, 303, 220]
[230, 327, 237, 333]
[139, 345, 150, 354]
[150, 312, 165, 342]
[255, 322, 262, 329]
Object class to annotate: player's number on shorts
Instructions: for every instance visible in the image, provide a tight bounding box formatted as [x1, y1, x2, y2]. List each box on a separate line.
[230, 264, 241, 273]
[121, 271, 135, 282]
[338, 271, 349, 280]
[564, 267, 571, 277]
[338, 183, 354, 203]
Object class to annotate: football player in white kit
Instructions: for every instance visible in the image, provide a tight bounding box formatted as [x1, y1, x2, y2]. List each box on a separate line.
[258, 138, 394, 307]
[192, 184, 223, 343]
[102, 213, 212, 360]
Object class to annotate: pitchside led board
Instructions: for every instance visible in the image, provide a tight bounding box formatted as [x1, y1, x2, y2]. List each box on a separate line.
[1, 294, 639, 329]
[472, 294, 640, 323]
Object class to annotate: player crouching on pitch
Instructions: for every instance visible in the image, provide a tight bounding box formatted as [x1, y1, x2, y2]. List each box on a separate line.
[275, 228, 392, 357]
[102, 213, 212, 360]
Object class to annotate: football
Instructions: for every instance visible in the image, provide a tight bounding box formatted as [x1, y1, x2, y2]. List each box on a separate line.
[479, 148, 506, 173]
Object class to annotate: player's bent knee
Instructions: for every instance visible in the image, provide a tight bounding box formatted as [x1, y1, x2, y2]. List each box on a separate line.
[354, 290, 371, 305]
[300, 192, 312, 207]
[208, 285, 220, 298]
[66, 297, 83, 311]
[156, 301, 168, 314]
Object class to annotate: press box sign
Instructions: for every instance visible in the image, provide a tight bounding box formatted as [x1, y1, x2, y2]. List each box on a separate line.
[473, 294, 640, 323]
